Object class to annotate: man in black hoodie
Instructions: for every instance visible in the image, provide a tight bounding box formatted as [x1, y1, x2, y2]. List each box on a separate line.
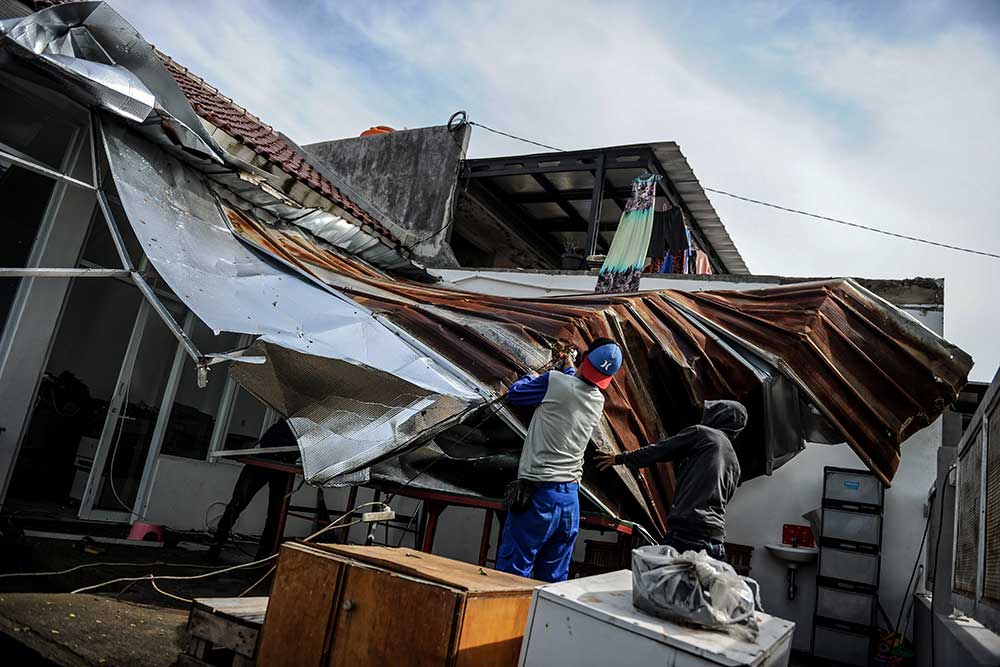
[595, 400, 746, 559]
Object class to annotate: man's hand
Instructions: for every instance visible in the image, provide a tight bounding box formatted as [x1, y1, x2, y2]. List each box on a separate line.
[594, 450, 619, 471]
[556, 350, 577, 372]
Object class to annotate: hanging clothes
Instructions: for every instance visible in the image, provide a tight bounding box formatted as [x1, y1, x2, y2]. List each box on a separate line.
[596, 174, 661, 293]
[666, 207, 688, 254]
[695, 250, 713, 275]
[659, 251, 671, 273]
[647, 206, 670, 259]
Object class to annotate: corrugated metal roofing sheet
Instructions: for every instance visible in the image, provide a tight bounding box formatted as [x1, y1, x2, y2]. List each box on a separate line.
[225, 208, 971, 534]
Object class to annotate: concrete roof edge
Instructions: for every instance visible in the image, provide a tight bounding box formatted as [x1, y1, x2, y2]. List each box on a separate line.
[448, 268, 946, 305]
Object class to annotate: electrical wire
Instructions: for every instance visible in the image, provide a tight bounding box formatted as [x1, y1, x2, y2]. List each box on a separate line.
[456, 116, 1000, 260]
[894, 510, 930, 635]
[67, 509, 372, 597]
[106, 372, 140, 517]
[703, 188, 1000, 259]
[395, 500, 423, 548]
[68, 555, 278, 595]
[0, 560, 221, 579]
[151, 579, 192, 604]
[468, 120, 564, 152]
[237, 565, 276, 598]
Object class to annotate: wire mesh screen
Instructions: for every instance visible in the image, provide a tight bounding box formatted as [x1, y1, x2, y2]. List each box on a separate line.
[984, 404, 1000, 601]
[955, 427, 982, 596]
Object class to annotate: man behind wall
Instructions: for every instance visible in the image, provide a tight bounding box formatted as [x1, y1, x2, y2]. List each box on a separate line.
[495, 338, 623, 582]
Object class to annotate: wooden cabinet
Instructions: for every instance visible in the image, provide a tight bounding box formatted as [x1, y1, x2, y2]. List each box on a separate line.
[258, 543, 540, 667]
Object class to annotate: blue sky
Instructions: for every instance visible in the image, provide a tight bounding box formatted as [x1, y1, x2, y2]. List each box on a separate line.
[114, 0, 1000, 381]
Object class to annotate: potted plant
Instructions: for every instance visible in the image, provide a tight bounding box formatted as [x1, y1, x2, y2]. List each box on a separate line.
[560, 241, 585, 270]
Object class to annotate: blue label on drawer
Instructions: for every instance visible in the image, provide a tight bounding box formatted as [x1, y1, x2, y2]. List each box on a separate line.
[843, 481, 860, 490]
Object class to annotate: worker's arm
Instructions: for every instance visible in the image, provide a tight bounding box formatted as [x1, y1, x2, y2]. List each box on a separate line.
[595, 427, 699, 470]
[507, 367, 576, 407]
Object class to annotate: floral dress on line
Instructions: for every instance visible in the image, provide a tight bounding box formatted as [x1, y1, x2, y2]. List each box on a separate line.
[595, 174, 661, 293]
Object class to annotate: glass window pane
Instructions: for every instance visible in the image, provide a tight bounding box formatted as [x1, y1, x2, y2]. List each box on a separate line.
[160, 320, 240, 460]
[224, 387, 269, 451]
[0, 161, 58, 331]
[8, 277, 142, 504]
[80, 195, 144, 270]
[92, 299, 186, 512]
[0, 78, 81, 172]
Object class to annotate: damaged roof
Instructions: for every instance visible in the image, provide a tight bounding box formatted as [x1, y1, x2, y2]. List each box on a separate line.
[2, 2, 974, 538]
[225, 207, 971, 534]
[155, 51, 402, 247]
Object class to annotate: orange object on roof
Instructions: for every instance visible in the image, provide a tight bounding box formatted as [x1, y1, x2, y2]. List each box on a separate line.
[360, 126, 395, 137]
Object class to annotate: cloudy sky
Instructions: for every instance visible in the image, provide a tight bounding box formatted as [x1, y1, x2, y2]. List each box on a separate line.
[115, 0, 1000, 381]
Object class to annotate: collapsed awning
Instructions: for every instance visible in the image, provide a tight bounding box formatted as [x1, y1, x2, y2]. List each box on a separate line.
[226, 209, 972, 534]
[101, 123, 482, 484]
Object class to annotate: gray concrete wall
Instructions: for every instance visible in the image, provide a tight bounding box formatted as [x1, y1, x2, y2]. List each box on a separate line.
[304, 125, 468, 268]
[914, 595, 1000, 667]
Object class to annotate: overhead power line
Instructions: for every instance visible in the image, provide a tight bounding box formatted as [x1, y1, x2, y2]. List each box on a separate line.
[468, 121, 564, 152]
[703, 188, 1000, 260]
[465, 118, 999, 260]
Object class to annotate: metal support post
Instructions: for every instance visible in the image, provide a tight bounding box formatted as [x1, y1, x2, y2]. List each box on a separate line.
[586, 154, 606, 257]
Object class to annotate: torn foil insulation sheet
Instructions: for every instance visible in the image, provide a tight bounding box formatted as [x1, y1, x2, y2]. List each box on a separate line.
[229, 342, 472, 485]
[101, 124, 482, 481]
[0, 1, 223, 161]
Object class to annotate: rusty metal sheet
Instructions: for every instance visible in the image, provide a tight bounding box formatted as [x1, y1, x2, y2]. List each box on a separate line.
[226, 209, 971, 534]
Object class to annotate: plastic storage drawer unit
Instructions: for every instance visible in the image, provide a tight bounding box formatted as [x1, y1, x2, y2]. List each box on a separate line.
[822, 508, 881, 545]
[813, 623, 871, 666]
[824, 470, 883, 507]
[816, 585, 875, 626]
[819, 547, 879, 587]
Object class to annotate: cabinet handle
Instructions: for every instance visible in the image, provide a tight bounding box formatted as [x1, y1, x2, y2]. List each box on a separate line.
[343, 599, 356, 612]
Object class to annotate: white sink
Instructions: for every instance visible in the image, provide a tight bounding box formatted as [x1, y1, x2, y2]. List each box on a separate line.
[765, 543, 818, 565]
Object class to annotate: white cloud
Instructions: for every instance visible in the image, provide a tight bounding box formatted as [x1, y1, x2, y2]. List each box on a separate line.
[113, 0, 1000, 381]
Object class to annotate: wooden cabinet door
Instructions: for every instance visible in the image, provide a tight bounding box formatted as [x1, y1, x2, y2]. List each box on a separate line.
[257, 545, 345, 667]
[327, 565, 461, 667]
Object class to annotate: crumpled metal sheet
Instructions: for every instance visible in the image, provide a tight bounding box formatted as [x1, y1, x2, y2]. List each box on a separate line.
[229, 341, 470, 485]
[101, 124, 476, 401]
[212, 175, 430, 281]
[2, 1, 432, 280]
[666, 281, 973, 483]
[102, 124, 482, 483]
[223, 210, 972, 534]
[0, 1, 222, 161]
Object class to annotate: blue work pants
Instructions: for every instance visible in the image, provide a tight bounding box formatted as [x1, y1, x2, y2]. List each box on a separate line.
[496, 481, 579, 582]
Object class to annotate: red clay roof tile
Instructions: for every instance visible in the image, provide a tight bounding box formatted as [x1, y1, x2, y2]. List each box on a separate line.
[155, 51, 399, 244]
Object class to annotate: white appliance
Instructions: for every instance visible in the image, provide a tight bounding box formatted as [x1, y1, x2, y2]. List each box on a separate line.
[69, 436, 100, 502]
[518, 570, 795, 667]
